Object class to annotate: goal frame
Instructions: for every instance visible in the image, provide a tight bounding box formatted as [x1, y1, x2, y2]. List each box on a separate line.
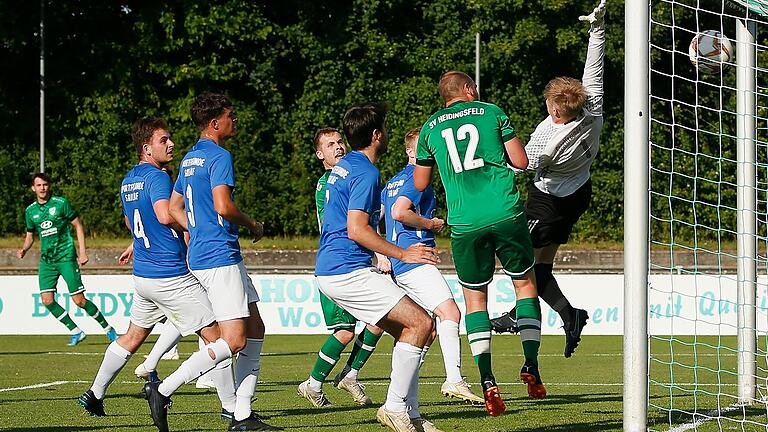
[624, 1, 759, 430]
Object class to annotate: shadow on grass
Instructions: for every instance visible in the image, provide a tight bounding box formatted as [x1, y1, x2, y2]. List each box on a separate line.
[10, 426, 139, 432]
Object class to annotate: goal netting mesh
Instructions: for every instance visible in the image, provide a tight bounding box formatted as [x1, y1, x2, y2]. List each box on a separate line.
[648, 0, 768, 430]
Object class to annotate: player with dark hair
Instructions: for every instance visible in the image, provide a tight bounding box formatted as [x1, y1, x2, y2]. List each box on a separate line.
[164, 92, 281, 431]
[297, 127, 385, 407]
[491, 0, 606, 359]
[316, 102, 442, 432]
[78, 118, 236, 429]
[414, 71, 546, 417]
[18, 173, 117, 346]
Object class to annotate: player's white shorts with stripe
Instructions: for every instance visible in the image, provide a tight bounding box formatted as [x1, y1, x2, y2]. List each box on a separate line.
[395, 264, 455, 313]
[130, 272, 215, 336]
[192, 260, 259, 322]
[316, 268, 405, 326]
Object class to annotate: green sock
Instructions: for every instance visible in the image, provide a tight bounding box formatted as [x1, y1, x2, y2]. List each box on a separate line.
[347, 328, 382, 370]
[465, 310, 492, 379]
[82, 299, 110, 329]
[516, 297, 542, 367]
[310, 335, 346, 382]
[45, 301, 78, 331]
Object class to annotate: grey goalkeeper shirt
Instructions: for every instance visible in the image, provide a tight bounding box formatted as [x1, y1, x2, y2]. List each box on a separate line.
[525, 22, 605, 198]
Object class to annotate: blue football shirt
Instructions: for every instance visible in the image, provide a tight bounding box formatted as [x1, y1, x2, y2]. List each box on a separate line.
[315, 151, 381, 276]
[381, 164, 437, 276]
[120, 163, 189, 279]
[173, 139, 242, 270]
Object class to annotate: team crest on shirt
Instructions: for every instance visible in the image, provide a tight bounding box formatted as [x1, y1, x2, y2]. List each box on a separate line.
[49, 207, 56, 216]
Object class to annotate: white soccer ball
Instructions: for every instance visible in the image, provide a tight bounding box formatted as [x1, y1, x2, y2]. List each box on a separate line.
[688, 30, 733, 73]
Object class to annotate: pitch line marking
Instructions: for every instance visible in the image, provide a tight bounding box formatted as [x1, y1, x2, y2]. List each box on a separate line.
[0, 380, 746, 393]
[666, 403, 746, 432]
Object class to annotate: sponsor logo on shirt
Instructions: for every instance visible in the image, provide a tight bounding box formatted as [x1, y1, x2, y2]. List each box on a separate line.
[40, 227, 58, 237]
[40, 221, 52, 229]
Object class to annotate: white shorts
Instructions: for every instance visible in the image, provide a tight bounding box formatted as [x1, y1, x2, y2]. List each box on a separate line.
[316, 268, 406, 326]
[192, 261, 260, 322]
[131, 273, 215, 336]
[395, 264, 455, 313]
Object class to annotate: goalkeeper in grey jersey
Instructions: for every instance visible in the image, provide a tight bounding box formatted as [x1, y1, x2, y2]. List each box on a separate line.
[491, 0, 606, 359]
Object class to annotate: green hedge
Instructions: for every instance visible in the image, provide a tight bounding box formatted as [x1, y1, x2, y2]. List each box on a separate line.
[2, 1, 628, 240]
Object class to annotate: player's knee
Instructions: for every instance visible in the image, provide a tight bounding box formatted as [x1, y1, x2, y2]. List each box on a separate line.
[120, 335, 143, 353]
[435, 301, 461, 323]
[223, 335, 247, 353]
[72, 296, 87, 307]
[333, 328, 356, 345]
[41, 296, 54, 306]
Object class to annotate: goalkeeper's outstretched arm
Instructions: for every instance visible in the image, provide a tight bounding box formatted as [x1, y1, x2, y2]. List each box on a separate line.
[580, 0, 606, 116]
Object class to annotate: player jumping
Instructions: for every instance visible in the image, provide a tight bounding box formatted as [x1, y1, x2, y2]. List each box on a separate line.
[491, 0, 606, 359]
[414, 72, 546, 416]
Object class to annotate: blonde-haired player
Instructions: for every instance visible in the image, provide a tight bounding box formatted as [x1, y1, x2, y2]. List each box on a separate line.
[491, 0, 607, 359]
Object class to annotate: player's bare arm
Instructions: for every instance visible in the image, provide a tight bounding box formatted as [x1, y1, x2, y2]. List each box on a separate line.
[504, 137, 528, 170]
[413, 165, 433, 192]
[391, 196, 444, 232]
[168, 191, 188, 231]
[118, 241, 133, 265]
[70, 217, 89, 266]
[212, 184, 264, 242]
[152, 198, 183, 232]
[347, 209, 439, 265]
[375, 204, 392, 273]
[17, 232, 34, 259]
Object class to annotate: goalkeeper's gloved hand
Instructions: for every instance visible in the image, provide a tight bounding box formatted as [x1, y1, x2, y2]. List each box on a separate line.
[578, 0, 606, 25]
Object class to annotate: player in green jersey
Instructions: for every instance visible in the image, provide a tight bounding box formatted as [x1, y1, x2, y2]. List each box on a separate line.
[18, 173, 117, 346]
[298, 127, 385, 407]
[413, 71, 546, 416]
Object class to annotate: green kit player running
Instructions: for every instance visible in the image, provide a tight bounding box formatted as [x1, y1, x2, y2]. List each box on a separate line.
[297, 127, 385, 408]
[18, 173, 118, 346]
[413, 71, 546, 416]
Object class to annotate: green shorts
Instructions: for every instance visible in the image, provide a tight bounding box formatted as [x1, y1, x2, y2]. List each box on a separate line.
[451, 212, 535, 288]
[39, 260, 85, 295]
[320, 291, 357, 330]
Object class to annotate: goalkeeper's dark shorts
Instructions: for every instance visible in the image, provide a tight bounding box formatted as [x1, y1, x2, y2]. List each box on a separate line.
[525, 179, 592, 248]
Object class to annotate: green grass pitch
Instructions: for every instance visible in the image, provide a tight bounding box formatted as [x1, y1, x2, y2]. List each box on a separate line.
[1, 335, 625, 431]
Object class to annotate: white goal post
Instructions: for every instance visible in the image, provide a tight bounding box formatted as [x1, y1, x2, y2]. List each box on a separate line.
[625, 1, 766, 430]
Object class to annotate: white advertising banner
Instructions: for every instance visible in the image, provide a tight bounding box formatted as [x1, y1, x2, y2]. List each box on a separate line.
[0, 273, 764, 335]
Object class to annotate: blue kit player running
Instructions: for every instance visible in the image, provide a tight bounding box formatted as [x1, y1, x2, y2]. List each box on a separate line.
[167, 92, 280, 431]
[314, 102, 440, 432]
[78, 119, 234, 432]
[381, 127, 482, 407]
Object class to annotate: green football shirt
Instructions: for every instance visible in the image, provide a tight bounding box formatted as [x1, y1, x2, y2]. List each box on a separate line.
[25, 196, 79, 263]
[315, 170, 330, 231]
[416, 100, 524, 230]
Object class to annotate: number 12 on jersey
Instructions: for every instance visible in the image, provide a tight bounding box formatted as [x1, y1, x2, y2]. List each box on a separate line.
[441, 124, 484, 173]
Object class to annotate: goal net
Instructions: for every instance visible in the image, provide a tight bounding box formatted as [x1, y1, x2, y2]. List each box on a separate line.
[647, 0, 768, 430]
